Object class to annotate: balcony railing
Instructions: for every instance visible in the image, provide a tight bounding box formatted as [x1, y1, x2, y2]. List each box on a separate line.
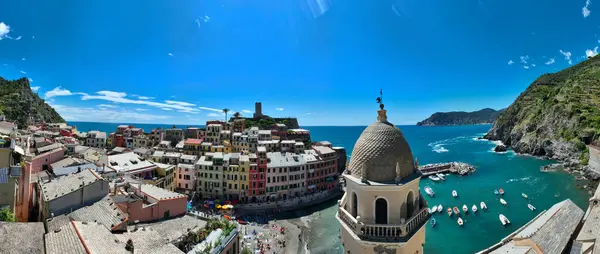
[337, 201, 430, 242]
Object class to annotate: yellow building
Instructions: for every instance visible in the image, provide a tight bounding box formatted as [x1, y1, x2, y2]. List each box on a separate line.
[337, 108, 429, 254]
[211, 145, 231, 153]
[223, 153, 249, 200]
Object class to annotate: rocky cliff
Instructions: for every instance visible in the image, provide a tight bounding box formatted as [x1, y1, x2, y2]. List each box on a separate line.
[417, 108, 504, 126]
[0, 77, 65, 127]
[484, 56, 600, 163]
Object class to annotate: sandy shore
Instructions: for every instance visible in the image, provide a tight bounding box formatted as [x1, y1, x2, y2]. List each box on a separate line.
[238, 219, 307, 254]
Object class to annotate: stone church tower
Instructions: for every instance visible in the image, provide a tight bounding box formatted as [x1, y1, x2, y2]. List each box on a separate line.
[337, 108, 429, 254]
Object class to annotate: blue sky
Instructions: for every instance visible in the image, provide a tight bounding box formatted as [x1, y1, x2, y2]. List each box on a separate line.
[0, 0, 599, 126]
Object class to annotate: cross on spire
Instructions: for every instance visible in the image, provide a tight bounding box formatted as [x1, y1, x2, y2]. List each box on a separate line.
[376, 89, 384, 110]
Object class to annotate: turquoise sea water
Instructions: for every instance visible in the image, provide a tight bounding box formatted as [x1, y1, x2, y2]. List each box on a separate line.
[71, 122, 590, 253]
[301, 125, 590, 254]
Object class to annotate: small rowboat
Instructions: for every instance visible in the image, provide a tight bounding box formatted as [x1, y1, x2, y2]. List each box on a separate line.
[453, 207, 460, 215]
[499, 188, 505, 195]
[430, 218, 436, 227]
[436, 173, 445, 180]
[457, 217, 464, 226]
[431, 205, 439, 213]
[472, 205, 478, 213]
[452, 190, 458, 198]
[499, 214, 510, 225]
[429, 175, 441, 182]
[437, 204, 443, 213]
[494, 189, 499, 195]
[480, 202, 487, 210]
[237, 219, 248, 225]
[528, 204, 536, 211]
[500, 198, 507, 206]
[447, 207, 453, 216]
[522, 193, 528, 199]
[224, 215, 232, 220]
[425, 187, 435, 197]
[462, 205, 468, 213]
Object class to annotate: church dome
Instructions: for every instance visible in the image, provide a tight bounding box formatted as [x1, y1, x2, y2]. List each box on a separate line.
[348, 109, 416, 182]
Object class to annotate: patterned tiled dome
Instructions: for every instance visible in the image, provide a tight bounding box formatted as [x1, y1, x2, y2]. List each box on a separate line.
[348, 110, 415, 182]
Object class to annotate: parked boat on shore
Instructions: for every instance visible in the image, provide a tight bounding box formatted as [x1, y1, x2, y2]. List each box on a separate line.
[500, 198, 507, 206]
[452, 190, 458, 198]
[472, 205, 477, 213]
[499, 214, 510, 225]
[425, 187, 435, 197]
[480, 202, 487, 210]
[457, 217, 464, 226]
[528, 204, 536, 211]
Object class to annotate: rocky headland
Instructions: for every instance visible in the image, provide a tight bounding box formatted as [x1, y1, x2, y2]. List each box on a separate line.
[0, 76, 65, 127]
[417, 108, 505, 126]
[484, 56, 600, 192]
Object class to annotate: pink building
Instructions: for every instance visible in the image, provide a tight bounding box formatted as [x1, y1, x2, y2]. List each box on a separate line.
[17, 147, 66, 222]
[175, 163, 196, 192]
[117, 184, 187, 223]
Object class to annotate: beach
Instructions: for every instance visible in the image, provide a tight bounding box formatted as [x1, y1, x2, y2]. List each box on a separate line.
[238, 219, 306, 254]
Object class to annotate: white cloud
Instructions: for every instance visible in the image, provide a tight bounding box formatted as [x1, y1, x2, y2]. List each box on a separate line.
[195, 16, 211, 27]
[586, 46, 599, 58]
[160, 107, 173, 111]
[583, 0, 592, 17]
[531, 64, 536, 67]
[14, 36, 21, 40]
[135, 108, 148, 111]
[508, 60, 514, 65]
[198, 106, 223, 112]
[560, 50, 573, 64]
[0, 22, 10, 39]
[80, 90, 199, 112]
[21, 58, 26, 61]
[520, 55, 529, 64]
[165, 100, 196, 107]
[28, 78, 33, 82]
[523, 65, 530, 69]
[207, 112, 223, 118]
[51, 104, 171, 123]
[97, 104, 116, 108]
[168, 53, 173, 57]
[178, 109, 199, 114]
[132, 95, 154, 100]
[275, 108, 284, 111]
[242, 109, 253, 114]
[20, 71, 27, 74]
[31, 86, 40, 92]
[45, 86, 74, 98]
[545, 58, 556, 65]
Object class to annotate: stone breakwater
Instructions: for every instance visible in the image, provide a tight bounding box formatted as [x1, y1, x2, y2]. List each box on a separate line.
[419, 162, 476, 176]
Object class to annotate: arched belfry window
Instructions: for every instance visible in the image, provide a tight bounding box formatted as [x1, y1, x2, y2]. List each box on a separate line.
[407, 191, 415, 217]
[375, 198, 388, 224]
[351, 192, 358, 217]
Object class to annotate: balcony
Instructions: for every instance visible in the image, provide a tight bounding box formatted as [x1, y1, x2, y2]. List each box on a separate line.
[337, 199, 430, 242]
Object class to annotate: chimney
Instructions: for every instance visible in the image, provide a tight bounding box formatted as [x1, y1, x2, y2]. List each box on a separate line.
[125, 239, 134, 253]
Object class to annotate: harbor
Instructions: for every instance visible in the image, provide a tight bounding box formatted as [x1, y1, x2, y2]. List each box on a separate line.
[418, 162, 476, 176]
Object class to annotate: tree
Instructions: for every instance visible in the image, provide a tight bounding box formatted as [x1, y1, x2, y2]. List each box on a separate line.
[0, 207, 15, 222]
[241, 248, 252, 254]
[222, 108, 230, 122]
[233, 112, 241, 119]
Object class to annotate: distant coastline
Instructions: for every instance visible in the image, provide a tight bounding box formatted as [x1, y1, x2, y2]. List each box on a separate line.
[417, 108, 505, 126]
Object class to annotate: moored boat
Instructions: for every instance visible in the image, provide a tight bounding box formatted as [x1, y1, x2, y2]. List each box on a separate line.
[452, 190, 458, 198]
[499, 214, 510, 225]
[436, 173, 445, 180]
[428, 208, 433, 213]
[522, 193, 528, 199]
[237, 219, 248, 225]
[447, 207, 452, 216]
[457, 217, 464, 226]
[430, 218, 436, 227]
[499, 188, 505, 195]
[429, 175, 441, 182]
[224, 215, 232, 220]
[437, 204, 443, 213]
[494, 189, 499, 195]
[453, 207, 460, 215]
[528, 204, 536, 211]
[462, 205, 468, 213]
[431, 205, 438, 213]
[480, 201, 487, 210]
[425, 187, 435, 197]
[500, 198, 507, 206]
[472, 205, 478, 213]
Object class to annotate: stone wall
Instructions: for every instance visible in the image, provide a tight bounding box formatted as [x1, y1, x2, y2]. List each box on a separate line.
[589, 145, 600, 174]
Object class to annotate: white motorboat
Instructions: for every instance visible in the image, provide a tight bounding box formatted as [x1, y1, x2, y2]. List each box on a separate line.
[472, 205, 478, 213]
[462, 205, 468, 213]
[494, 189, 499, 195]
[428, 208, 432, 213]
[437, 204, 443, 213]
[499, 214, 510, 225]
[522, 193, 528, 199]
[431, 205, 438, 213]
[480, 202, 487, 210]
[457, 217, 464, 226]
[452, 190, 458, 198]
[500, 198, 507, 206]
[528, 204, 536, 211]
[436, 173, 446, 180]
[429, 175, 441, 182]
[425, 187, 435, 197]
